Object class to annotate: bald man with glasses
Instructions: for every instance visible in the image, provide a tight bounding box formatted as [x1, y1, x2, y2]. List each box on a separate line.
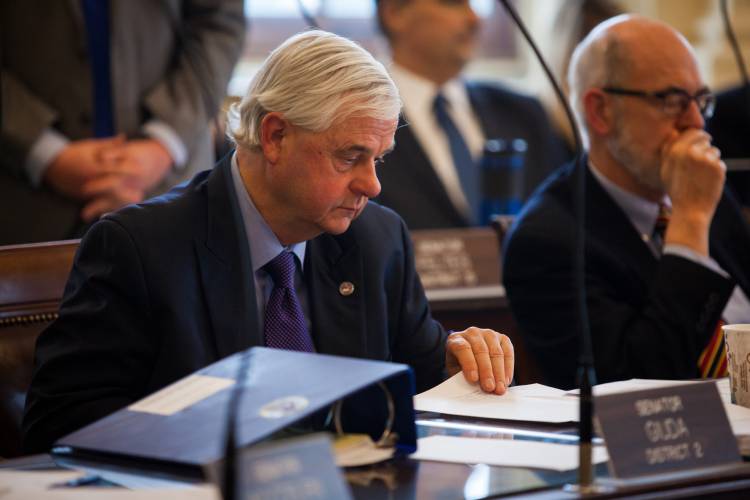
[503, 15, 750, 389]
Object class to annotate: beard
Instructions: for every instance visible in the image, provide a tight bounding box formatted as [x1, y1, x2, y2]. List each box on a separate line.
[607, 114, 664, 194]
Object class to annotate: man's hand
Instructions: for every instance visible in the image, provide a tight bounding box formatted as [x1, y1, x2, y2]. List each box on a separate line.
[660, 129, 725, 255]
[79, 175, 146, 222]
[445, 327, 514, 395]
[100, 138, 174, 193]
[43, 136, 127, 200]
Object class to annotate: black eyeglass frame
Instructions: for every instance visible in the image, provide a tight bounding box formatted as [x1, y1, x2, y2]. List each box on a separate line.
[601, 86, 716, 119]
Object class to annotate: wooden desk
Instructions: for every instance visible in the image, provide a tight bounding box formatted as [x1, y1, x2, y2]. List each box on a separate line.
[5, 419, 750, 499]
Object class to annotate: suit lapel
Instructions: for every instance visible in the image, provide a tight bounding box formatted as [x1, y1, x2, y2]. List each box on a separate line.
[67, 0, 88, 56]
[393, 117, 469, 225]
[584, 163, 658, 279]
[196, 155, 261, 359]
[467, 83, 496, 137]
[305, 231, 367, 358]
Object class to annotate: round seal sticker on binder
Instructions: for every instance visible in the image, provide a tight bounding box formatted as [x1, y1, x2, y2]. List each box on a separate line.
[259, 396, 310, 419]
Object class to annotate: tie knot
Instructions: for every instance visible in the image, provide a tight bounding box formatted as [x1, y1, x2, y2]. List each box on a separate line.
[651, 202, 671, 254]
[264, 251, 296, 289]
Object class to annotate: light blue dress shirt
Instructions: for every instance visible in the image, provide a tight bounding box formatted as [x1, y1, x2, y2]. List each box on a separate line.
[229, 154, 309, 333]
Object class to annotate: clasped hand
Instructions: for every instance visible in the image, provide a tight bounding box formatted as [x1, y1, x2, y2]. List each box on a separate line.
[44, 135, 173, 222]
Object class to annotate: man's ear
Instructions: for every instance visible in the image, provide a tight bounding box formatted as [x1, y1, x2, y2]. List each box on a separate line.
[583, 88, 615, 138]
[259, 112, 289, 164]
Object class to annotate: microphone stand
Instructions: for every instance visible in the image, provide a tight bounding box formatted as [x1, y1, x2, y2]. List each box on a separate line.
[497, 1, 606, 493]
[221, 349, 251, 500]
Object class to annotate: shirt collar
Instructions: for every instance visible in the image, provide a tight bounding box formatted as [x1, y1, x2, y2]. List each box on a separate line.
[389, 62, 470, 118]
[230, 153, 306, 273]
[588, 159, 670, 239]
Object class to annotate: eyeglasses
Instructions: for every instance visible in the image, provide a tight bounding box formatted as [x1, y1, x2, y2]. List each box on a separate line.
[602, 86, 716, 120]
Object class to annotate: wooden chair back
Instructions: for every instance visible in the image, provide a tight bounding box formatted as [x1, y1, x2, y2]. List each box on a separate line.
[0, 240, 78, 458]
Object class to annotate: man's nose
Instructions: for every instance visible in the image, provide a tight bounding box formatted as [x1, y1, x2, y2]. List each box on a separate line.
[678, 98, 706, 131]
[352, 160, 381, 199]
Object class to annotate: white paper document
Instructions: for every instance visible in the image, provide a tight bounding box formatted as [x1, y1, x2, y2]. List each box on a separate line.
[414, 374, 577, 423]
[412, 435, 609, 471]
[128, 374, 234, 416]
[564, 378, 705, 397]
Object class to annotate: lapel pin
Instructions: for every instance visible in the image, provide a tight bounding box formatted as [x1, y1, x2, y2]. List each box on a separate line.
[339, 281, 355, 296]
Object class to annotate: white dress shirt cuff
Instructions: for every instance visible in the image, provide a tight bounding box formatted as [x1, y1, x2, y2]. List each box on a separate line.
[25, 129, 70, 187]
[142, 120, 188, 170]
[664, 244, 730, 279]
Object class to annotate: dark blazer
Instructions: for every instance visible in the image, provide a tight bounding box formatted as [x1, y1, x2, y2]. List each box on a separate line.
[706, 84, 750, 205]
[503, 160, 750, 389]
[0, 0, 245, 244]
[376, 82, 570, 229]
[23, 155, 447, 453]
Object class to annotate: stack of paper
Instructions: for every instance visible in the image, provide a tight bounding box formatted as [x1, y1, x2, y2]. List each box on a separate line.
[416, 375, 750, 457]
[412, 435, 608, 471]
[414, 374, 577, 423]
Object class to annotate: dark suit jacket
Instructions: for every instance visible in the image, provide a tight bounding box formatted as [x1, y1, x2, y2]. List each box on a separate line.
[706, 84, 750, 205]
[0, 0, 245, 245]
[503, 160, 750, 389]
[376, 82, 570, 229]
[22, 155, 447, 453]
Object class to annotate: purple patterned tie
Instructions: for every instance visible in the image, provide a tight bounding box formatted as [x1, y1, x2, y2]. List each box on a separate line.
[263, 251, 314, 352]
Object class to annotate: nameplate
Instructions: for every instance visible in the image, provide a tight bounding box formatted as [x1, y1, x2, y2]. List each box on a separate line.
[596, 382, 740, 479]
[209, 433, 352, 499]
[411, 228, 501, 289]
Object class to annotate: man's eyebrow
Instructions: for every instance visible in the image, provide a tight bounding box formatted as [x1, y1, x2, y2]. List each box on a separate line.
[338, 145, 372, 155]
[338, 143, 396, 157]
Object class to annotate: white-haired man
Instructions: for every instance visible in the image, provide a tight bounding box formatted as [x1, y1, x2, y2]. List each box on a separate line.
[23, 30, 515, 453]
[503, 15, 750, 389]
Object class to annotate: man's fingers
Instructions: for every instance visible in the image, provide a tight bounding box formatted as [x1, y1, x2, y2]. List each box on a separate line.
[447, 329, 515, 395]
[81, 197, 116, 223]
[500, 334, 515, 387]
[446, 334, 478, 383]
[462, 329, 497, 392]
[481, 330, 506, 395]
[81, 176, 126, 199]
[449, 328, 506, 394]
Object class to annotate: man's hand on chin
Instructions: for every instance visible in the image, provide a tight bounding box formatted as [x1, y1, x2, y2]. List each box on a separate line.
[445, 327, 514, 395]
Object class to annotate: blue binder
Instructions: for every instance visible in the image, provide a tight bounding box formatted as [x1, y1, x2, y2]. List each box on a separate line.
[53, 348, 417, 476]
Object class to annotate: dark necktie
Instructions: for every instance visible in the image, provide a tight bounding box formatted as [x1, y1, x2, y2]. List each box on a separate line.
[433, 93, 479, 224]
[651, 204, 727, 377]
[262, 251, 314, 352]
[81, 0, 114, 137]
[651, 202, 671, 254]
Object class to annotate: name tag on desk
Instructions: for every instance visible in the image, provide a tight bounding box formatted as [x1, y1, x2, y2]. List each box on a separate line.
[596, 382, 740, 479]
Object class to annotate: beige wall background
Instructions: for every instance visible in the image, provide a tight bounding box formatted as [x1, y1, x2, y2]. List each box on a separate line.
[485, 0, 750, 143]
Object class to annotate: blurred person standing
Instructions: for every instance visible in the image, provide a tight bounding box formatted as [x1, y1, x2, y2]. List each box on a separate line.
[373, 0, 569, 229]
[0, 0, 245, 244]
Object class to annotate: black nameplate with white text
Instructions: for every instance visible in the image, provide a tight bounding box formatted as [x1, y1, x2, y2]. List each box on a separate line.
[596, 382, 740, 479]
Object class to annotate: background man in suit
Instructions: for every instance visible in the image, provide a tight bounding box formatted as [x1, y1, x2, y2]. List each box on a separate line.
[23, 30, 515, 452]
[373, 0, 569, 229]
[0, 0, 245, 245]
[503, 15, 750, 389]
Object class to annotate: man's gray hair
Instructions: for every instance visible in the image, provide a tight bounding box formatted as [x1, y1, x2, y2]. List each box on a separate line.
[228, 30, 401, 150]
[567, 15, 631, 146]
